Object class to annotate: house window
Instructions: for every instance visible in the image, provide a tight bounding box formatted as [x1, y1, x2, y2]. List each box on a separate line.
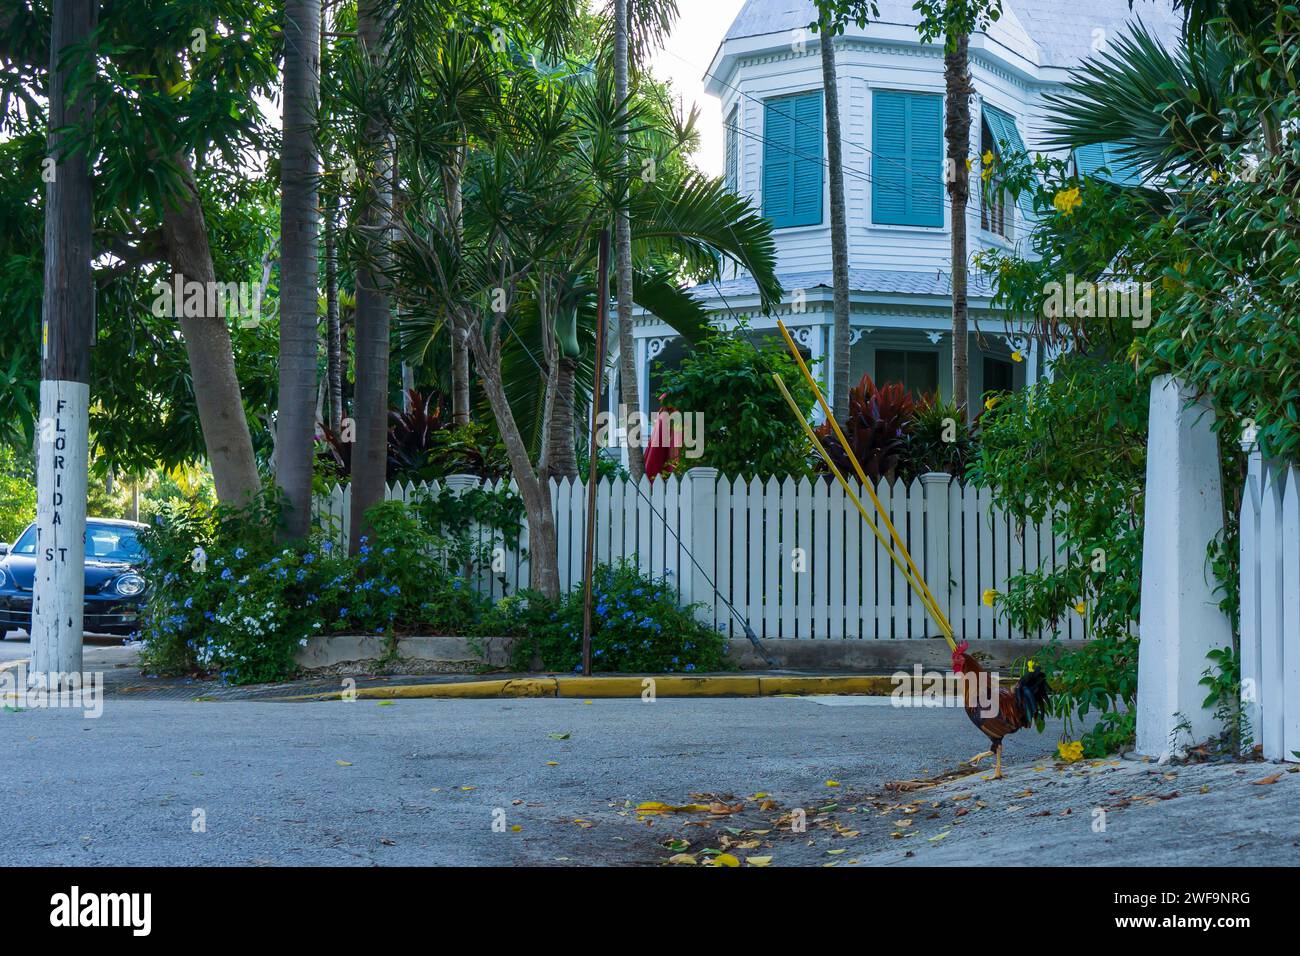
[875, 349, 939, 401]
[871, 90, 943, 227]
[762, 91, 823, 228]
[981, 104, 1032, 234]
[983, 356, 1014, 398]
[724, 106, 739, 193]
[980, 120, 1008, 238]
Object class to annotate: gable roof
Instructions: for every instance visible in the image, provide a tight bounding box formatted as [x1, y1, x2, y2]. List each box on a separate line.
[721, 0, 1183, 70]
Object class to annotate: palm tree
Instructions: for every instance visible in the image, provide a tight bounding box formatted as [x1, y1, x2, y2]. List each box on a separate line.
[1042, 22, 1249, 179]
[609, 0, 679, 480]
[381, 62, 781, 598]
[812, 2, 878, 422]
[276, 0, 322, 541]
[347, 0, 396, 553]
[915, 0, 1002, 421]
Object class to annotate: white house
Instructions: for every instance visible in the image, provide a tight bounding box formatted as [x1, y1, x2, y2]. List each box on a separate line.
[609, 0, 1181, 434]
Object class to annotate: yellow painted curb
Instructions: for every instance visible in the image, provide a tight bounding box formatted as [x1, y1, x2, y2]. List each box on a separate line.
[558, 675, 763, 697]
[274, 673, 912, 702]
[758, 675, 898, 696]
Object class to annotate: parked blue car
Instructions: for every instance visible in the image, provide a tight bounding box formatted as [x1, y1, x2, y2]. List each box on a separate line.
[0, 518, 149, 638]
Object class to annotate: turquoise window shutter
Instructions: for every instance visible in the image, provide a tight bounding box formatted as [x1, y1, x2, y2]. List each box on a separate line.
[763, 91, 823, 228]
[982, 104, 1035, 219]
[1074, 142, 1144, 186]
[872, 90, 943, 227]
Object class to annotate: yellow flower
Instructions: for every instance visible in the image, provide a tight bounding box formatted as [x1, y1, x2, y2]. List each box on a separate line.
[1074, 601, 1086, 616]
[1026, 659, 1037, 673]
[1057, 740, 1084, 763]
[984, 395, 1000, 412]
[1011, 350, 1023, 363]
[982, 588, 998, 608]
[1052, 186, 1082, 216]
[981, 167, 992, 183]
[982, 150, 994, 166]
[964, 156, 973, 171]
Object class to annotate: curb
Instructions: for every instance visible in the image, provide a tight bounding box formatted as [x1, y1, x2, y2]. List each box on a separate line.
[273, 673, 907, 702]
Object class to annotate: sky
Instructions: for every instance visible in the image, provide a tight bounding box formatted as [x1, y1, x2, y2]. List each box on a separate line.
[647, 1, 748, 177]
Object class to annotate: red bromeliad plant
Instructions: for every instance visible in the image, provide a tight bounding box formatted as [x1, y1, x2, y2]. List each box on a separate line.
[814, 373, 915, 482]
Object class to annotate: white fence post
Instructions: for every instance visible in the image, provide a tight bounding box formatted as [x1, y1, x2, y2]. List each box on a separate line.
[681, 467, 718, 627]
[1283, 467, 1300, 761]
[1135, 375, 1234, 760]
[1239, 441, 1263, 751]
[921, 472, 952, 639]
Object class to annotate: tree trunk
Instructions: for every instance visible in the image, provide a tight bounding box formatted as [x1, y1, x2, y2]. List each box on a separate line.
[325, 191, 343, 434]
[32, 0, 96, 686]
[349, 0, 393, 553]
[473, 341, 560, 599]
[445, 146, 471, 426]
[161, 153, 262, 506]
[945, 32, 972, 420]
[276, 0, 321, 541]
[820, 19, 851, 423]
[613, 0, 642, 480]
[544, 356, 579, 481]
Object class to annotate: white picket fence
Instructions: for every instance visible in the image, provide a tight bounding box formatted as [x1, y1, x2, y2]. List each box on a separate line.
[314, 468, 1083, 642]
[1238, 449, 1300, 761]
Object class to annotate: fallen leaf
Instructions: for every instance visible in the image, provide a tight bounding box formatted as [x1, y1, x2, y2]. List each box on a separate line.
[826, 848, 846, 855]
[826, 780, 840, 787]
[545, 761, 559, 767]
[548, 732, 570, 740]
[380, 837, 395, 846]
[709, 853, 741, 868]
[510, 825, 522, 832]
[928, 831, 950, 842]
[746, 856, 772, 867]
[335, 760, 352, 767]
[1253, 773, 1283, 786]
[377, 701, 394, 707]
[667, 853, 697, 865]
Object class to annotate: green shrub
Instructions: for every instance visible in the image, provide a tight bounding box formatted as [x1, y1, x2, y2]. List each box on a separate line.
[0, 444, 35, 543]
[488, 561, 731, 674]
[969, 355, 1148, 755]
[899, 395, 978, 480]
[658, 333, 815, 479]
[139, 493, 487, 685]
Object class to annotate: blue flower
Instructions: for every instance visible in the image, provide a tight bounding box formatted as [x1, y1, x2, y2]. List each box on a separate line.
[684, 663, 696, 672]
[339, 608, 349, 618]
[303, 553, 316, 564]
[220, 568, 233, 581]
[234, 548, 247, 559]
[183, 598, 193, 609]
[382, 547, 395, 555]
[622, 610, 634, 620]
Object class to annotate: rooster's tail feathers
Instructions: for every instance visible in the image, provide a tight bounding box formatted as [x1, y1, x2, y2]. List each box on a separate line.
[1016, 669, 1051, 725]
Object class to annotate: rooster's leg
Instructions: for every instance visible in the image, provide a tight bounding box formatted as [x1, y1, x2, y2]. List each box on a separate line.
[967, 750, 994, 766]
[993, 748, 1003, 780]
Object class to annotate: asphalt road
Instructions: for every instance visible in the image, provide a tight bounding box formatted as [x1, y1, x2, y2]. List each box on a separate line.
[2, 694, 1297, 867]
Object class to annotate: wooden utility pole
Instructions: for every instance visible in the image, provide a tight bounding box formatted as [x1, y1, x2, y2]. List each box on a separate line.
[32, 0, 97, 688]
[581, 230, 612, 676]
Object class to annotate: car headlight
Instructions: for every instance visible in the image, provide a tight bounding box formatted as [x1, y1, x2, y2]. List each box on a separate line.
[114, 573, 146, 597]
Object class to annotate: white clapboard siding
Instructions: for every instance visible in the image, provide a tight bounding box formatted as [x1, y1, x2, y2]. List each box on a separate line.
[312, 468, 1076, 642]
[1238, 452, 1299, 762]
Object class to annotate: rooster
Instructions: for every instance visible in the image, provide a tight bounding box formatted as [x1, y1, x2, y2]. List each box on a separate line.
[951, 641, 1051, 779]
